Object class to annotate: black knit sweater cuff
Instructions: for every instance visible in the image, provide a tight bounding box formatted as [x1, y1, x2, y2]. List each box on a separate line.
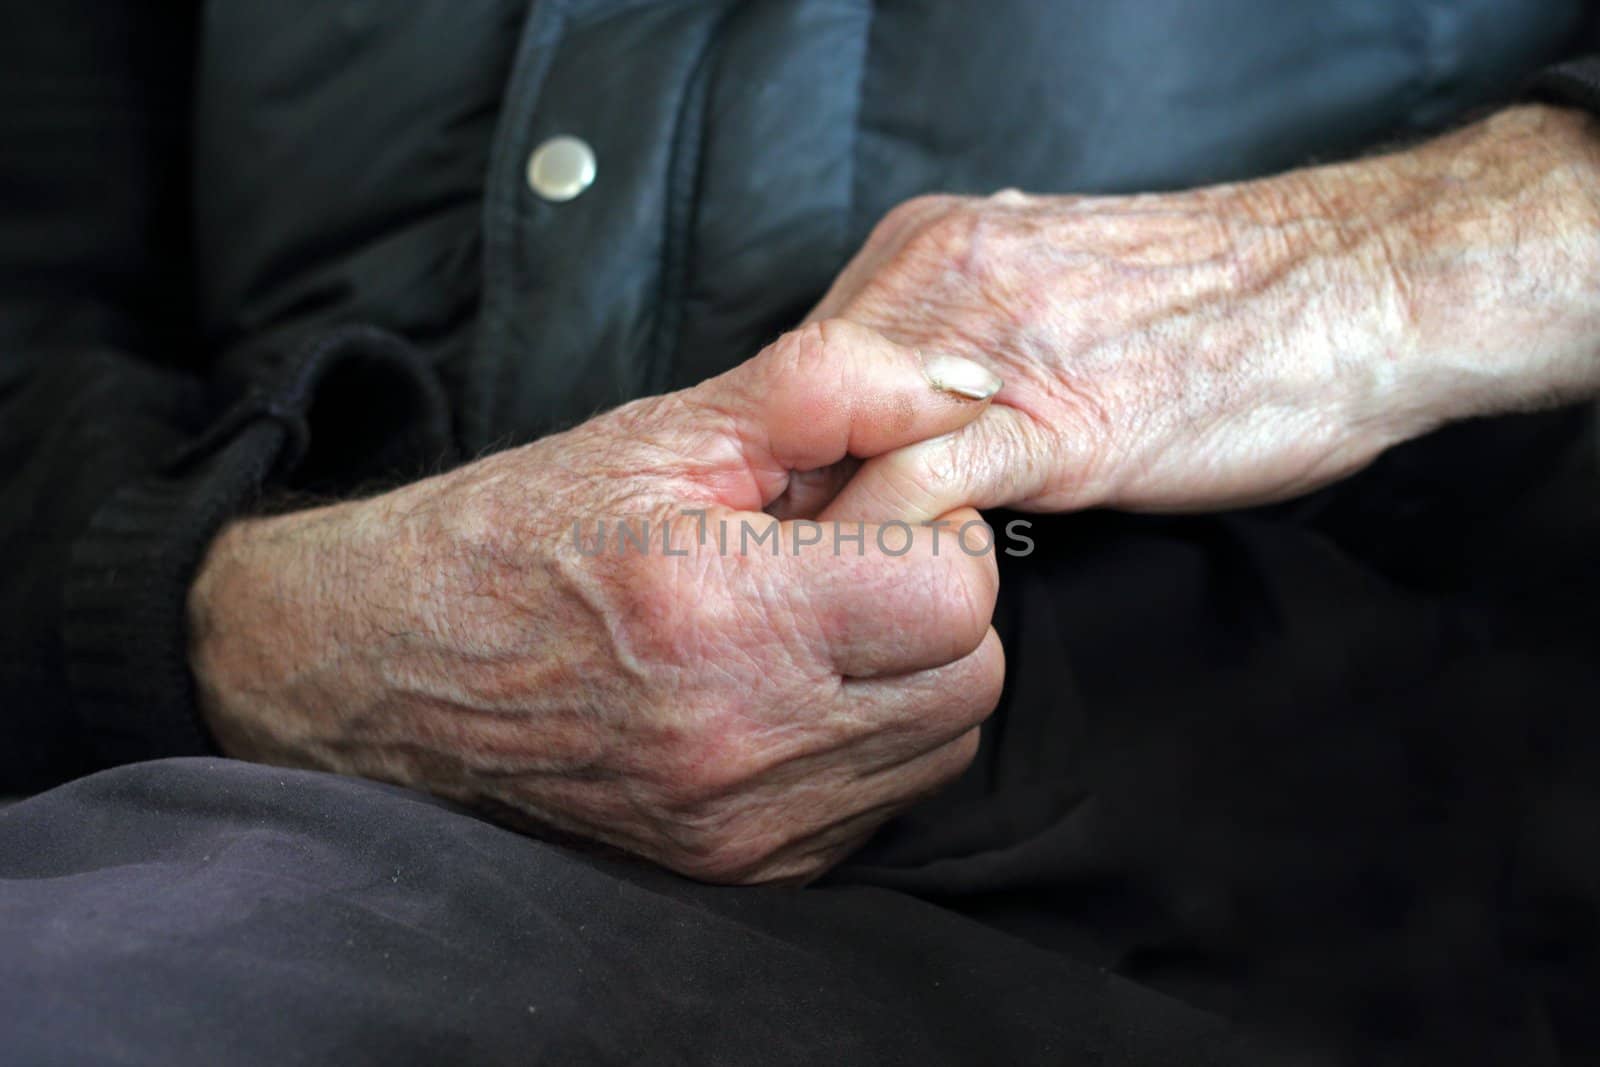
[1528, 55, 1600, 115]
[62, 326, 453, 769]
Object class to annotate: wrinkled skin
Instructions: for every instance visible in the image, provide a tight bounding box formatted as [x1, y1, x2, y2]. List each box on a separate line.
[192, 106, 1600, 884]
[190, 322, 1005, 884]
[811, 106, 1600, 523]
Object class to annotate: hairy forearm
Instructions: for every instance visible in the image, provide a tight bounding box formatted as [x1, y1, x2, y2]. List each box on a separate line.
[1260, 104, 1600, 429]
[187, 497, 393, 767]
[183, 323, 1009, 884]
[807, 101, 1600, 518]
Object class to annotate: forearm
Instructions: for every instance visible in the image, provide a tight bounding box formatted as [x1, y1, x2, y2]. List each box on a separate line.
[810, 100, 1600, 519]
[183, 323, 1010, 884]
[187, 502, 377, 769]
[187, 471, 540, 781]
[1259, 104, 1600, 430]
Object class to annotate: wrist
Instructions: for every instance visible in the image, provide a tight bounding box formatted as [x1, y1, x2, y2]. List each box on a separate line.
[184, 454, 593, 788]
[1337, 105, 1600, 426]
[1226, 104, 1600, 452]
[187, 499, 379, 763]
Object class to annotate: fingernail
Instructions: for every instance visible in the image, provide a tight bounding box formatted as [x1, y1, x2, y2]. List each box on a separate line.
[921, 352, 1002, 400]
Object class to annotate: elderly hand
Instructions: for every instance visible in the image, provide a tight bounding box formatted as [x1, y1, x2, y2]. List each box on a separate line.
[188, 321, 1005, 884]
[812, 105, 1600, 522]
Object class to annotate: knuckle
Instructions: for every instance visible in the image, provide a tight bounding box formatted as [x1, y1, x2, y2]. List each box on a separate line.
[766, 317, 862, 367]
[873, 194, 952, 243]
[902, 225, 959, 272]
[858, 430, 979, 519]
[856, 449, 951, 520]
[907, 434, 959, 486]
[988, 187, 1029, 206]
[745, 325, 822, 412]
[807, 317, 877, 364]
[759, 319, 861, 396]
[972, 408, 1054, 505]
[768, 319, 828, 370]
[893, 434, 963, 499]
[905, 202, 978, 261]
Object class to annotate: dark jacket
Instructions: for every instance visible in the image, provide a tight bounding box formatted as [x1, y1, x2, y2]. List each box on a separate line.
[1, 0, 1597, 791]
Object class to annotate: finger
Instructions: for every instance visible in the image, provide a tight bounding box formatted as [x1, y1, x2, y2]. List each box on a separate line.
[748, 728, 983, 885]
[748, 509, 999, 678]
[819, 405, 1054, 524]
[824, 508, 999, 678]
[764, 459, 860, 521]
[703, 319, 1002, 482]
[838, 626, 1006, 752]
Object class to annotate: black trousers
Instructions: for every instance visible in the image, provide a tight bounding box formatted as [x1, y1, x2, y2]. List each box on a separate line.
[4, 412, 1600, 1066]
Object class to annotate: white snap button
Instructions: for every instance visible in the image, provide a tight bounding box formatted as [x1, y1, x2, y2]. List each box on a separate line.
[526, 136, 596, 203]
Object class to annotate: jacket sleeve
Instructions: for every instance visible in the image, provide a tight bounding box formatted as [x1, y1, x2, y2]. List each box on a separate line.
[0, 3, 453, 792]
[1530, 55, 1600, 112]
[1528, 0, 1600, 109]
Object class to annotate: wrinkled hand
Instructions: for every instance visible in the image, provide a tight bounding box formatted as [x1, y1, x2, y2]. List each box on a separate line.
[811, 105, 1600, 521]
[189, 322, 1005, 884]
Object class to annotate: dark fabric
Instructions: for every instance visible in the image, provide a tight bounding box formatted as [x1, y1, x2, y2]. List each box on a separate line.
[1532, 54, 1600, 112]
[5, 429, 1600, 1062]
[832, 404, 1600, 1063]
[62, 326, 454, 771]
[5, 2, 1600, 1064]
[0, 758, 1255, 1067]
[0, 0, 1588, 789]
[471, 0, 1587, 443]
[0, 3, 456, 792]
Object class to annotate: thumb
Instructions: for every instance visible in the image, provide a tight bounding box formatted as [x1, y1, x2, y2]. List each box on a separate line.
[819, 405, 1048, 524]
[701, 319, 1001, 477]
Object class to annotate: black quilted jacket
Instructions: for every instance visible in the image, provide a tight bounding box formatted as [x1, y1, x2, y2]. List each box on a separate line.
[1, 1, 1598, 791]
